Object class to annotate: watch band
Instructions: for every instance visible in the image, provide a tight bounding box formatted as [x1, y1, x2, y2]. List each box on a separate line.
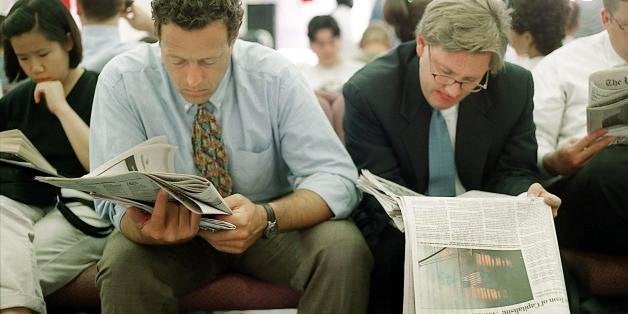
[262, 203, 276, 224]
[261, 203, 278, 239]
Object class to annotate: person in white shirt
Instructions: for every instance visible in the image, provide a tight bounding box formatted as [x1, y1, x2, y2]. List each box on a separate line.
[507, 0, 569, 71]
[301, 15, 363, 94]
[532, 0, 628, 255]
[77, 0, 154, 72]
[300, 15, 363, 141]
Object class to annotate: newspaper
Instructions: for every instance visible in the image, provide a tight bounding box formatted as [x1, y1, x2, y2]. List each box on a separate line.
[36, 136, 235, 231]
[0, 129, 58, 176]
[587, 66, 628, 143]
[357, 170, 569, 314]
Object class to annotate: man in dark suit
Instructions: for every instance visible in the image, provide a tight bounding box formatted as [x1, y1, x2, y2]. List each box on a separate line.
[343, 0, 562, 313]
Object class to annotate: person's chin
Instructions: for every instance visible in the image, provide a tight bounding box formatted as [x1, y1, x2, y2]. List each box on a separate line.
[182, 93, 210, 105]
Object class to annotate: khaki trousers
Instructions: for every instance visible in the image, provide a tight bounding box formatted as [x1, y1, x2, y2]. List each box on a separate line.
[0, 195, 109, 314]
[96, 220, 373, 314]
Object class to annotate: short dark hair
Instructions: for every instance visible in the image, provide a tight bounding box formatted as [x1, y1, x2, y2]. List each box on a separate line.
[2, 0, 83, 82]
[151, 0, 244, 45]
[337, 0, 353, 8]
[79, 0, 124, 21]
[510, 0, 569, 56]
[307, 15, 341, 42]
[383, 0, 432, 42]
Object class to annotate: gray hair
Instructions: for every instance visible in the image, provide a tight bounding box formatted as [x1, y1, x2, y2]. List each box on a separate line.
[417, 0, 512, 73]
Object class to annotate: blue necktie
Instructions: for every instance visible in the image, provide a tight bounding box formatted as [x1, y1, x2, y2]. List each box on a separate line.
[427, 110, 456, 196]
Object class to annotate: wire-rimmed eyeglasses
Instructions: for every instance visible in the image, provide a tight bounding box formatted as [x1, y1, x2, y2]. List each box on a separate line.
[427, 45, 489, 93]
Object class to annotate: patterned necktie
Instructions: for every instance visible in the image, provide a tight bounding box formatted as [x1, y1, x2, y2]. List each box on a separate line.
[427, 109, 456, 197]
[192, 104, 233, 197]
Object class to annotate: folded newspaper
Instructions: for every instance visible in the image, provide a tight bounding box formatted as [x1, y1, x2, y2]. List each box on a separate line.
[36, 136, 235, 231]
[587, 66, 628, 143]
[358, 170, 569, 314]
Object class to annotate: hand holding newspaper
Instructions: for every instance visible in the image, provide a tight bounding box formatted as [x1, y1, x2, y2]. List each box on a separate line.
[587, 66, 628, 143]
[358, 170, 569, 314]
[36, 136, 235, 231]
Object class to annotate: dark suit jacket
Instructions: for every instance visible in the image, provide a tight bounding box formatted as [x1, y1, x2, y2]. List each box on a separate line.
[343, 42, 540, 248]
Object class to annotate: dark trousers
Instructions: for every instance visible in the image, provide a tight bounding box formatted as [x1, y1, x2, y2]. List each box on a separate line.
[367, 224, 405, 314]
[550, 145, 628, 255]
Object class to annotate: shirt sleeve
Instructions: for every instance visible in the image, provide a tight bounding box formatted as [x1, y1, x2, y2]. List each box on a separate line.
[532, 57, 565, 179]
[90, 65, 148, 229]
[273, 66, 360, 219]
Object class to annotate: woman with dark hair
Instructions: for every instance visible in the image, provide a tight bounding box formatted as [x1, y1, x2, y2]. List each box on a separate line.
[508, 0, 570, 70]
[0, 0, 109, 313]
[383, 0, 432, 42]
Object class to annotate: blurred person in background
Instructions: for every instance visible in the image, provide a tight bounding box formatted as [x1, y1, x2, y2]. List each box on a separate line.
[300, 14, 362, 93]
[508, 0, 570, 70]
[77, 0, 154, 72]
[300, 14, 362, 142]
[356, 21, 393, 64]
[383, 0, 432, 43]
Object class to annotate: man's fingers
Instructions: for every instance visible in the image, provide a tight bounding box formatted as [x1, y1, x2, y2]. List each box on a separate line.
[151, 189, 170, 227]
[126, 206, 151, 228]
[526, 183, 543, 197]
[577, 129, 608, 150]
[542, 191, 561, 207]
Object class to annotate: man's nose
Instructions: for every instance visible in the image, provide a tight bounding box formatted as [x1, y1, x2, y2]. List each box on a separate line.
[186, 64, 203, 87]
[444, 82, 463, 98]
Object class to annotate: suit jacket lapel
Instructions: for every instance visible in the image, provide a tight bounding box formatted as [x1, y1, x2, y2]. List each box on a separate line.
[456, 91, 494, 190]
[400, 56, 431, 193]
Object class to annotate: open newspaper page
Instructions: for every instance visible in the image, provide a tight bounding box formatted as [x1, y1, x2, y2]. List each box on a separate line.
[356, 169, 424, 232]
[356, 170, 568, 314]
[36, 136, 234, 231]
[400, 197, 568, 314]
[0, 129, 58, 176]
[587, 66, 628, 143]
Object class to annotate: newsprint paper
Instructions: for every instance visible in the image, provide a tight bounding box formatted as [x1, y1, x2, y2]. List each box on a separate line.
[36, 136, 235, 231]
[587, 66, 628, 143]
[357, 170, 569, 314]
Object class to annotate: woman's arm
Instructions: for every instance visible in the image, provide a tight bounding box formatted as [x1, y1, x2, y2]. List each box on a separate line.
[34, 80, 90, 171]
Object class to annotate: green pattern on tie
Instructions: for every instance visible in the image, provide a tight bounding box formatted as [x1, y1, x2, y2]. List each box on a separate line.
[192, 105, 232, 197]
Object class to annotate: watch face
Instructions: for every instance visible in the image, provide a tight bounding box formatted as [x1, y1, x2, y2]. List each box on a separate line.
[264, 221, 278, 238]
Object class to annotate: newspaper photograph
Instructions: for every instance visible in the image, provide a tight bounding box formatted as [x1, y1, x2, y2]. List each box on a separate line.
[36, 136, 235, 231]
[587, 66, 628, 141]
[356, 170, 569, 314]
[400, 197, 568, 314]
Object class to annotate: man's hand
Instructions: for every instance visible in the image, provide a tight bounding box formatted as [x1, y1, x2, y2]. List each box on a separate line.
[123, 189, 201, 244]
[527, 183, 561, 218]
[542, 129, 615, 176]
[198, 194, 267, 254]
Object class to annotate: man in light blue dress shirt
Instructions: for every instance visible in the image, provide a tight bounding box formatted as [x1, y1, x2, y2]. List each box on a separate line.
[78, 0, 154, 72]
[89, 0, 372, 313]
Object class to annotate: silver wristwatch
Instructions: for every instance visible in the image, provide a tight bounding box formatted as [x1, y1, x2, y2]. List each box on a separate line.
[261, 203, 277, 239]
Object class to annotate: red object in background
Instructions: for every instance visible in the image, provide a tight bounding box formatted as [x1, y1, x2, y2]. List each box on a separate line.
[59, 0, 71, 9]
